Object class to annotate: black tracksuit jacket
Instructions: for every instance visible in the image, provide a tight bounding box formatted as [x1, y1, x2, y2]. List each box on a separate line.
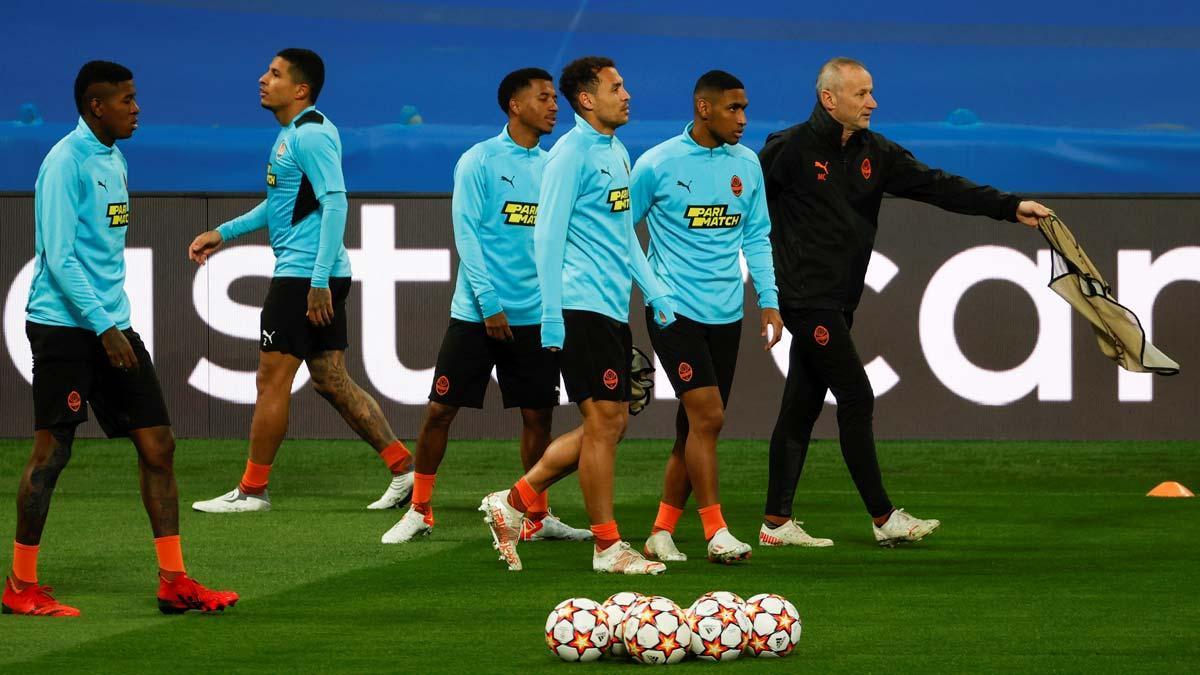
[759, 103, 1022, 313]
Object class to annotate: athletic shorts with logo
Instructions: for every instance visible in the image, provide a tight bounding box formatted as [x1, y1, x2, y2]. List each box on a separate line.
[646, 308, 741, 403]
[27, 322, 171, 436]
[559, 309, 633, 403]
[259, 276, 352, 359]
[429, 319, 560, 409]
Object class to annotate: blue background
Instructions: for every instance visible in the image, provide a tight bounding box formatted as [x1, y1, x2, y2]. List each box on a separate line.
[3, 0, 1199, 192]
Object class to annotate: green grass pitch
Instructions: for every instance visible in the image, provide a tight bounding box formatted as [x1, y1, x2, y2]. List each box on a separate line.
[0, 437, 1196, 672]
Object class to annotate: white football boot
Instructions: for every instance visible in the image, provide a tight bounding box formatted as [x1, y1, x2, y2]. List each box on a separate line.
[593, 541, 666, 575]
[520, 512, 593, 541]
[367, 471, 414, 510]
[381, 507, 432, 544]
[479, 490, 523, 571]
[758, 520, 834, 547]
[191, 487, 271, 513]
[873, 508, 940, 547]
[706, 527, 752, 564]
[642, 530, 687, 562]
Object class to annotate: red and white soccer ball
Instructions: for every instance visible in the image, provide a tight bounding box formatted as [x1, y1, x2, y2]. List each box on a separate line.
[743, 593, 802, 657]
[697, 590, 745, 608]
[601, 591, 644, 657]
[621, 595, 693, 665]
[545, 597, 611, 662]
[685, 595, 751, 662]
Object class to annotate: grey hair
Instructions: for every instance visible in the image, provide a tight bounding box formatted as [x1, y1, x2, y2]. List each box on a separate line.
[815, 57, 867, 98]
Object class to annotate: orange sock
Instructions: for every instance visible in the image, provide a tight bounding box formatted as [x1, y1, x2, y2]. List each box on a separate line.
[239, 459, 272, 495]
[698, 504, 727, 541]
[591, 521, 621, 551]
[412, 472, 436, 525]
[379, 441, 412, 475]
[526, 492, 549, 523]
[651, 502, 684, 535]
[12, 541, 38, 585]
[506, 477, 539, 514]
[153, 535, 186, 577]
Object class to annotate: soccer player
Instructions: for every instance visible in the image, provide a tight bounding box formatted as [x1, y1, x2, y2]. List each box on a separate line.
[480, 56, 676, 574]
[3, 61, 238, 616]
[188, 49, 414, 513]
[629, 70, 782, 564]
[758, 57, 1052, 546]
[380, 68, 590, 544]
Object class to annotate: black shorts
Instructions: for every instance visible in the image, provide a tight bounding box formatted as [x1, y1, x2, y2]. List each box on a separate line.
[560, 310, 632, 403]
[429, 319, 560, 409]
[646, 308, 741, 402]
[260, 277, 352, 359]
[27, 322, 171, 437]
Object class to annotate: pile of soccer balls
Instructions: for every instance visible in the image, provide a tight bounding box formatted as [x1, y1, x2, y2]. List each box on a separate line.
[545, 591, 801, 664]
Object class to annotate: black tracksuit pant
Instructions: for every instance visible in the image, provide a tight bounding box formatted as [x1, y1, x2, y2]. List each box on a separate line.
[765, 308, 893, 519]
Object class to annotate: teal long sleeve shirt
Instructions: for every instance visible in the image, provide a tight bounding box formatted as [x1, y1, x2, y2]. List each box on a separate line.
[449, 126, 546, 325]
[534, 114, 668, 347]
[217, 106, 351, 288]
[26, 117, 133, 334]
[629, 123, 779, 324]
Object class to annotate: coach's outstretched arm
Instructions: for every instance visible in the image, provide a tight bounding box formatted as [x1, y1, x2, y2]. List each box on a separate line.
[533, 149, 583, 350]
[881, 140, 1048, 226]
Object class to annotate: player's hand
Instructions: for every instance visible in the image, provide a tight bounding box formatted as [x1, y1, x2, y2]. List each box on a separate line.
[1016, 200, 1052, 227]
[761, 308, 784, 351]
[307, 287, 334, 327]
[650, 297, 676, 328]
[188, 230, 224, 265]
[541, 320, 565, 352]
[484, 311, 515, 342]
[100, 326, 139, 371]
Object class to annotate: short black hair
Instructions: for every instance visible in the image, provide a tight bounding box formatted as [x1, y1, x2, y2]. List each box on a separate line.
[74, 61, 133, 116]
[497, 68, 553, 115]
[694, 70, 745, 97]
[559, 56, 615, 114]
[276, 48, 325, 103]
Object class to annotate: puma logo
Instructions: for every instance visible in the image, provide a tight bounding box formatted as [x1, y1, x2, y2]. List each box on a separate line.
[814, 161, 829, 182]
[500, 175, 514, 187]
[97, 180, 107, 191]
[676, 180, 692, 194]
[599, 168, 612, 179]
[262, 330, 276, 346]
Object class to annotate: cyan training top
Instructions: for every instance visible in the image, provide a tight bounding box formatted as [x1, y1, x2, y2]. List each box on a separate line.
[27, 117, 133, 334]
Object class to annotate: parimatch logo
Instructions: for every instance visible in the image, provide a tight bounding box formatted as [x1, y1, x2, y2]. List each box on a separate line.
[501, 201, 538, 226]
[684, 205, 740, 228]
[106, 202, 129, 227]
[607, 187, 630, 212]
[266, 163, 277, 187]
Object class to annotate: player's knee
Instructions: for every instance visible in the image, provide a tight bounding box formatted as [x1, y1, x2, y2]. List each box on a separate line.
[424, 402, 458, 430]
[256, 366, 294, 396]
[688, 406, 725, 437]
[520, 408, 552, 436]
[29, 427, 75, 483]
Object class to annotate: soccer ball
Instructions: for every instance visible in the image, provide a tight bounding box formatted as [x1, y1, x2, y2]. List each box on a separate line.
[545, 597, 611, 662]
[697, 590, 745, 608]
[743, 593, 802, 657]
[686, 596, 751, 662]
[601, 591, 644, 657]
[621, 595, 692, 665]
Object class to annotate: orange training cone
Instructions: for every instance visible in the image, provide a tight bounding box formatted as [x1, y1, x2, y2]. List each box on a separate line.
[1147, 481, 1195, 498]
